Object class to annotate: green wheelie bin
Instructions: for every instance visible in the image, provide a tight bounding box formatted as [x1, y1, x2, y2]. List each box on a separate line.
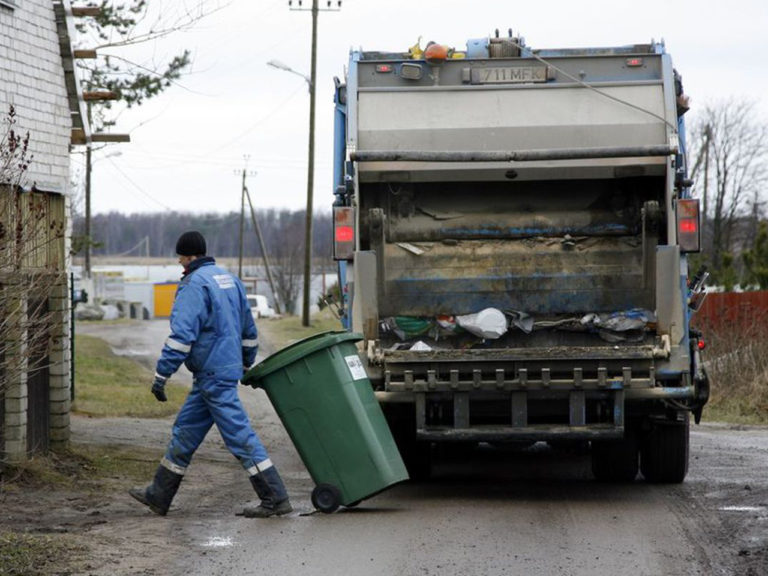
[243, 331, 409, 513]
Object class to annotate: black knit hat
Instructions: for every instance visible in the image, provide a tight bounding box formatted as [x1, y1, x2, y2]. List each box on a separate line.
[175, 231, 207, 256]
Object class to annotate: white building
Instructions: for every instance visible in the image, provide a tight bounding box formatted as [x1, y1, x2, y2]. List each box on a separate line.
[0, 0, 89, 462]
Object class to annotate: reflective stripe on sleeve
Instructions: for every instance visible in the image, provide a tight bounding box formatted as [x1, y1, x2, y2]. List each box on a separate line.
[242, 339, 258, 348]
[246, 458, 273, 476]
[165, 337, 191, 353]
[161, 457, 187, 476]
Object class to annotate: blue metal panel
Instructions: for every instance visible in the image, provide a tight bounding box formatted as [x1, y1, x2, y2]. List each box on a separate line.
[332, 80, 346, 193]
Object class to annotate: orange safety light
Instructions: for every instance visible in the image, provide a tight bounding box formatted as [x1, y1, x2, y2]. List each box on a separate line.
[333, 206, 355, 261]
[677, 198, 700, 253]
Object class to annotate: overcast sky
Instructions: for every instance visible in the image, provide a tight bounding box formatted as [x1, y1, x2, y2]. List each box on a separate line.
[79, 0, 768, 216]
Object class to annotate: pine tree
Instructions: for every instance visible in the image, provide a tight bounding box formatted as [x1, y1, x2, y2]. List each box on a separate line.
[743, 221, 768, 289]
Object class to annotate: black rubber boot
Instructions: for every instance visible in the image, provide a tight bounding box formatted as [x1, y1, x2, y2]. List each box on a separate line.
[129, 464, 183, 516]
[243, 466, 292, 518]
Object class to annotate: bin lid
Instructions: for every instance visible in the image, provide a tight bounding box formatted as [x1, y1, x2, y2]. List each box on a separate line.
[243, 330, 363, 386]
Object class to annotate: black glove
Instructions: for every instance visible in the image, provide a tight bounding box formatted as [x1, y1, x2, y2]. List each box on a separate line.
[240, 365, 251, 385]
[151, 373, 168, 402]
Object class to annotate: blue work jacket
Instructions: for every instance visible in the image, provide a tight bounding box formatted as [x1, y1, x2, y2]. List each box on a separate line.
[156, 257, 258, 382]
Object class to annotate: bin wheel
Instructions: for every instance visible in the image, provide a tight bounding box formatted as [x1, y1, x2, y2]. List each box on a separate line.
[311, 484, 341, 514]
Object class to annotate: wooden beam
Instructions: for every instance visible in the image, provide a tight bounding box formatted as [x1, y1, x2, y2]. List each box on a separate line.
[71, 6, 101, 17]
[73, 49, 98, 59]
[91, 133, 131, 143]
[83, 90, 118, 101]
[71, 128, 87, 146]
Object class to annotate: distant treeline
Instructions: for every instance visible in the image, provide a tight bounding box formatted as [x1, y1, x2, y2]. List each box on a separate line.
[75, 209, 333, 259]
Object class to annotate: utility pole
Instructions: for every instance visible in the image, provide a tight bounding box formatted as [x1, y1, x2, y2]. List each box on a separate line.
[85, 143, 92, 278]
[238, 157, 248, 279]
[82, 96, 127, 279]
[289, 0, 341, 326]
[237, 163, 245, 280]
[244, 187, 282, 315]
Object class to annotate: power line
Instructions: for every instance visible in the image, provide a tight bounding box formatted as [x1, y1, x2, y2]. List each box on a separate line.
[106, 157, 174, 211]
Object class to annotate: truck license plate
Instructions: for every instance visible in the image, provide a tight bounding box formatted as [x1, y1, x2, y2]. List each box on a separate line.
[471, 66, 549, 84]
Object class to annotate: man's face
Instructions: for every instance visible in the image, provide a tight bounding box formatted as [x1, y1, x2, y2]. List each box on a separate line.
[178, 254, 194, 268]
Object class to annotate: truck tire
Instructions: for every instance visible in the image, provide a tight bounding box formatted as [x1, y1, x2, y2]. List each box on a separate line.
[640, 414, 689, 483]
[382, 404, 432, 481]
[591, 432, 639, 482]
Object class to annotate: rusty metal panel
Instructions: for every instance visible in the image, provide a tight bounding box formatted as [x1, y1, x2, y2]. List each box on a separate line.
[655, 245, 684, 343]
[351, 251, 379, 341]
[379, 237, 651, 316]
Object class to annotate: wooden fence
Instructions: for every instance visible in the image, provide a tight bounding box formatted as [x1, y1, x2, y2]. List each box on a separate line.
[693, 291, 768, 336]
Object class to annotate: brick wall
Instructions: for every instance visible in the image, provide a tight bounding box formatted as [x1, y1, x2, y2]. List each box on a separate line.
[1, 1, 73, 462]
[0, 0, 71, 193]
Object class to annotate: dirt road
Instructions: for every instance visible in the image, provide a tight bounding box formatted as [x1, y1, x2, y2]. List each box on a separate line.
[35, 322, 768, 574]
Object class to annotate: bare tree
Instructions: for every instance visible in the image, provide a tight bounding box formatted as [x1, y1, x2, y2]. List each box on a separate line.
[271, 210, 305, 315]
[1, 107, 66, 396]
[688, 99, 768, 272]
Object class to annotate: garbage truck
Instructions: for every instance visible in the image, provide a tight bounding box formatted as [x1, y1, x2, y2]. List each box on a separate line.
[328, 31, 709, 482]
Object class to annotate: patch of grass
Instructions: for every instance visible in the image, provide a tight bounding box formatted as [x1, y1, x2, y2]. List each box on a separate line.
[700, 320, 768, 425]
[0, 532, 87, 576]
[70, 443, 159, 485]
[0, 444, 158, 491]
[257, 307, 344, 351]
[73, 334, 186, 417]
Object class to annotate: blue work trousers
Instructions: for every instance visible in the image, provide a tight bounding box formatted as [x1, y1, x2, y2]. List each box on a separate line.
[163, 378, 269, 473]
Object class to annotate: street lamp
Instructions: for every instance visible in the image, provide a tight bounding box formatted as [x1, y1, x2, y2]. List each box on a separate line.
[267, 60, 311, 89]
[267, 52, 317, 327]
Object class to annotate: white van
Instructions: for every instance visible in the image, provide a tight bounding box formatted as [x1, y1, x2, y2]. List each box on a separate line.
[246, 294, 275, 319]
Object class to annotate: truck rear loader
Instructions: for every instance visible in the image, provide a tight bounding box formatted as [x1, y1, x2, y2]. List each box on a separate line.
[329, 31, 709, 482]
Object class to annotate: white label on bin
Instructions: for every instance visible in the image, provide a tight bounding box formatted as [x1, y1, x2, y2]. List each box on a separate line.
[345, 355, 367, 380]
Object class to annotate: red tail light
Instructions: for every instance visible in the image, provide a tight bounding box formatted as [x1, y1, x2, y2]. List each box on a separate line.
[677, 198, 700, 253]
[335, 225, 354, 243]
[333, 206, 355, 261]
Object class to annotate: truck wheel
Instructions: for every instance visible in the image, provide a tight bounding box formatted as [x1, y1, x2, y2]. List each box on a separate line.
[311, 484, 341, 513]
[402, 441, 433, 481]
[382, 404, 432, 481]
[591, 432, 639, 482]
[640, 414, 689, 483]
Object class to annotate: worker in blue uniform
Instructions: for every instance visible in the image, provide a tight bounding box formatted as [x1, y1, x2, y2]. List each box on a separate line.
[129, 231, 292, 518]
